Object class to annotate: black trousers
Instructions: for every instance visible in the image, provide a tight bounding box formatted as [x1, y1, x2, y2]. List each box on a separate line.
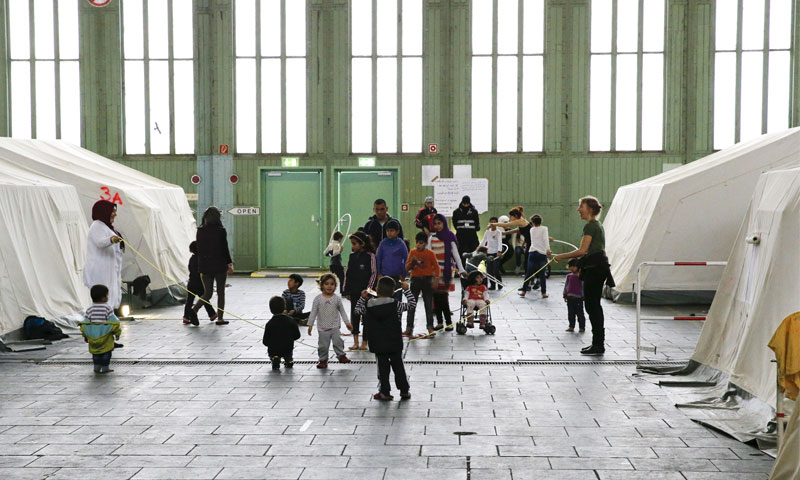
[432, 290, 452, 325]
[582, 270, 605, 346]
[330, 264, 345, 293]
[376, 352, 409, 394]
[185, 279, 215, 319]
[566, 297, 586, 329]
[407, 276, 434, 330]
[486, 255, 502, 288]
[268, 349, 294, 365]
[92, 350, 112, 366]
[192, 272, 227, 319]
[349, 300, 365, 338]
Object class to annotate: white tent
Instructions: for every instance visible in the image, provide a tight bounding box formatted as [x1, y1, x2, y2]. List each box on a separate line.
[0, 161, 90, 335]
[0, 139, 195, 292]
[603, 127, 800, 302]
[691, 165, 800, 407]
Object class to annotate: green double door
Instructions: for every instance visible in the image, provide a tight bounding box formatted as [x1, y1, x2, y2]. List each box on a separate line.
[337, 170, 397, 264]
[260, 169, 397, 268]
[262, 170, 323, 268]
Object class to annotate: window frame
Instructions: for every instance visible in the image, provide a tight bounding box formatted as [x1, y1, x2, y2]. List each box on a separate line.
[234, 0, 308, 155]
[470, 0, 545, 153]
[713, 0, 792, 149]
[589, 0, 667, 152]
[7, 0, 81, 143]
[122, 0, 195, 155]
[349, 0, 423, 154]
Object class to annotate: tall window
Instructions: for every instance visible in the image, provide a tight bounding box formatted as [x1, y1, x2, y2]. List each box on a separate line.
[590, 0, 665, 151]
[8, 0, 81, 144]
[235, 0, 307, 154]
[471, 0, 544, 153]
[714, 0, 792, 149]
[123, 0, 195, 155]
[351, 0, 423, 154]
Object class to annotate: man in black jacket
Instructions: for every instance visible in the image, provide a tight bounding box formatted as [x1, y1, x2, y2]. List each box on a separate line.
[452, 195, 480, 258]
[363, 198, 404, 248]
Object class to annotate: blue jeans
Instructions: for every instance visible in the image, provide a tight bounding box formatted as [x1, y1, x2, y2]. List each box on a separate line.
[521, 251, 548, 294]
[92, 350, 112, 367]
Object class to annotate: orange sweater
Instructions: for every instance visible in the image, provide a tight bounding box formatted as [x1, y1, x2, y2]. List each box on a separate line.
[405, 248, 441, 278]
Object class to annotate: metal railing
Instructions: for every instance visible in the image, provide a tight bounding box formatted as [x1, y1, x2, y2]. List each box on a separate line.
[635, 261, 727, 366]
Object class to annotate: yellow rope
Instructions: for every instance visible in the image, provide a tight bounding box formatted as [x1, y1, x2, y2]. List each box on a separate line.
[123, 240, 558, 349]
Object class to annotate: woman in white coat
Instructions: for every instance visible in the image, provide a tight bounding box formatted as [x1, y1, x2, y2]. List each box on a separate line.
[83, 200, 124, 311]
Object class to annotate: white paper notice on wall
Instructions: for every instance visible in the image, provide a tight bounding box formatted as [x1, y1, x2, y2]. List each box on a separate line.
[453, 165, 472, 178]
[434, 178, 489, 214]
[421, 165, 440, 186]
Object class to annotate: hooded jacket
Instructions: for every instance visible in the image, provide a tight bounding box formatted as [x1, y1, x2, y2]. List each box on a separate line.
[376, 237, 409, 278]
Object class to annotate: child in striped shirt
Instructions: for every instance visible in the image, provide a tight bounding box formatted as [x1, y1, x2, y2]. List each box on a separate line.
[80, 285, 121, 374]
[283, 274, 309, 325]
[307, 273, 353, 369]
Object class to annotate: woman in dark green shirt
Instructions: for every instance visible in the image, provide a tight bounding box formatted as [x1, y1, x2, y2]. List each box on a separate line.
[554, 196, 613, 355]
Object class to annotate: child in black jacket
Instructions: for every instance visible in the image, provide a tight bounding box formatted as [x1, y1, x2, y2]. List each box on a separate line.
[355, 277, 415, 401]
[184, 241, 217, 325]
[343, 231, 377, 351]
[263, 297, 301, 370]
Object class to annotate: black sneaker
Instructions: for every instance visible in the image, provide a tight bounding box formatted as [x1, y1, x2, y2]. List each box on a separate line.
[445, 322, 454, 332]
[271, 357, 281, 370]
[285, 360, 294, 369]
[580, 345, 593, 352]
[114, 343, 124, 349]
[580, 346, 605, 355]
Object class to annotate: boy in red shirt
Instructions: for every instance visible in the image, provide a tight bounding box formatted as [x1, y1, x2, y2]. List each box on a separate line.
[404, 232, 441, 336]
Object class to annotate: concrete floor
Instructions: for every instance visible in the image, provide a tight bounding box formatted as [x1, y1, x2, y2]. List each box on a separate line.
[0, 276, 774, 479]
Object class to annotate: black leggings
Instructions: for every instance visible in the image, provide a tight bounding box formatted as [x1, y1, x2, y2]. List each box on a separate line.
[582, 269, 606, 347]
[185, 279, 215, 319]
[193, 272, 227, 319]
[432, 290, 452, 325]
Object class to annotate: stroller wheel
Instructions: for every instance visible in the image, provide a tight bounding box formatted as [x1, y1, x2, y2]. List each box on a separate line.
[485, 324, 496, 335]
[456, 323, 467, 335]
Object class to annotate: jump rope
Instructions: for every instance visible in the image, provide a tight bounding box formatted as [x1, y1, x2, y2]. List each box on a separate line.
[119, 218, 567, 355]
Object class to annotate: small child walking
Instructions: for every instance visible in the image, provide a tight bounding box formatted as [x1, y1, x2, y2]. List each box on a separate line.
[404, 231, 440, 336]
[563, 259, 586, 332]
[355, 277, 415, 401]
[80, 285, 121, 374]
[462, 270, 490, 329]
[343, 231, 377, 351]
[307, 273, 353, 368]
[184, 241, 217, 325]
[263, 296, 301, 370]
[324, 231, 345, 292]
[282, 274, 309, 325]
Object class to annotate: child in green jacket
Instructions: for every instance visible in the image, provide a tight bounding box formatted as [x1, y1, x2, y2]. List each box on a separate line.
[80, 285, 121, 374]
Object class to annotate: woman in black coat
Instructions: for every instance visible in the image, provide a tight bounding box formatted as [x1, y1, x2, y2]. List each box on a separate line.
[191, 206, 234, 325]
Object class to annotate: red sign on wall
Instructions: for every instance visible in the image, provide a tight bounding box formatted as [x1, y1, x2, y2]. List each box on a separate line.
[401, 204, 409, 212]
[219, 144, 229, 154]
[428, 144, 439, 154]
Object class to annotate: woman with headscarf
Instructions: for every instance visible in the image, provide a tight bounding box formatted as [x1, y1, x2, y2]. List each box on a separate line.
[452, 195, 480, 260]
[428, 214, 467, 331]
[189, 206, 234, 326]
[84, 200, 125, 312]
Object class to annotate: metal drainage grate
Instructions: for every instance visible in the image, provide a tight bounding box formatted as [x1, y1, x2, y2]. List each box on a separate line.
[31, 358, 689, 367]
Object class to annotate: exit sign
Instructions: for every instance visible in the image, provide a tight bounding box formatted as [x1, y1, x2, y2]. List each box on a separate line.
[359, 157, 376, 167]
[282, 157, 299, 167]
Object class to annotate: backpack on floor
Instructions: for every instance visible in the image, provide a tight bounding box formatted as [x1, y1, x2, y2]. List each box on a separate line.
[23, 316, 68, 341]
